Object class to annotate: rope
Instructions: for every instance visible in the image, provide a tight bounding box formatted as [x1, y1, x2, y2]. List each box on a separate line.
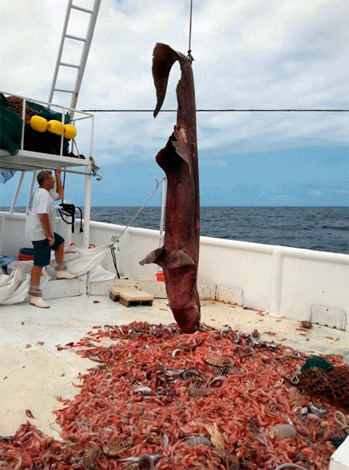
[334, 410, 349, 434]
[58, 203, 83, 234]
[82, 108, 349, 113]
[110, 178, 163, 245]
[187, 0, 194, 63]
[110, 245, 121, 279]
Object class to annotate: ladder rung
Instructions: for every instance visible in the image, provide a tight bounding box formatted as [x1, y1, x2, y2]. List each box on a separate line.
[54, 88, 74, 94]
[60, 61, 80, 69]
[65, 33, 86, 42]
[71, 4, 93, 14]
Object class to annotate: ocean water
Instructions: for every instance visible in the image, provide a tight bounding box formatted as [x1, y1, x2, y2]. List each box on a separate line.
[90, 206, 349, 255]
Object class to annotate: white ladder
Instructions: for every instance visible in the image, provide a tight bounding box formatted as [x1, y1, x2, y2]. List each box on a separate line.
[48, 0, 101, 113]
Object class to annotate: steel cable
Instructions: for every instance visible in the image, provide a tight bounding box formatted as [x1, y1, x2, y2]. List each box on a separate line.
[82, 108, 349, 113]
[187, 0, 194, 63]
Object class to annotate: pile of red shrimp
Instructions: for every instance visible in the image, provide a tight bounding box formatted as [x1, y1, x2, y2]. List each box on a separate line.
[0, 321, 347, 469]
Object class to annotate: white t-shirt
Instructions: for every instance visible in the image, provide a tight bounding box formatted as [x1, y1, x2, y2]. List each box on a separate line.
[25, 188, 59, 241]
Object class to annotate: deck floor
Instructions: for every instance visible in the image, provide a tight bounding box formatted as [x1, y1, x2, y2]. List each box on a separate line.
[0, 292, 348, 439]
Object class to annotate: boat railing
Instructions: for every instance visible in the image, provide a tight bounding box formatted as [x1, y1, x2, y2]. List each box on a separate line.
[0, 90, 94, 160]
[0, 91, 97, 247]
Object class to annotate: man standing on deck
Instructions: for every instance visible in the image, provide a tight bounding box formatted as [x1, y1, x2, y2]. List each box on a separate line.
[25, 169, 75, 308]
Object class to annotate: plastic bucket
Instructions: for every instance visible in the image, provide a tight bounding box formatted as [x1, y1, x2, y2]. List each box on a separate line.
[18, 247, 34, 261]
[156, 271, 165, 282]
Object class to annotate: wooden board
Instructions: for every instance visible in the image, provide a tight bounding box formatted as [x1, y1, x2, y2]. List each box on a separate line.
[119, 297, 153, 307]
[109, 287, 120, 302]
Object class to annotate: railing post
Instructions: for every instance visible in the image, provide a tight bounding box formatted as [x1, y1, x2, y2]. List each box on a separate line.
[10, 171, 25, 213]
[26, 171, 37, 214]
[270, 248, 284, 317]
[21, 98, 26, 150]
[83, 161, 92, 248]
[159, 177, 166, 248]
[60, 107, 66, 157]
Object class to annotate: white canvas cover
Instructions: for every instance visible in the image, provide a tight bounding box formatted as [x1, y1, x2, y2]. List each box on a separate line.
[0, 244, 115, 304]
[53, 244, 115, 282]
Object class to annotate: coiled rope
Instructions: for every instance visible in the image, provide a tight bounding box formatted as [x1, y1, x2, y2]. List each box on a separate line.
[334, 410, 349, 434]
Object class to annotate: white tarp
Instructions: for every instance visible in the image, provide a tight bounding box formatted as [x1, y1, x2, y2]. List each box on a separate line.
[0, 244, 115, 305]
[51, 244, 115, 282]
[0, 266, 36, 305]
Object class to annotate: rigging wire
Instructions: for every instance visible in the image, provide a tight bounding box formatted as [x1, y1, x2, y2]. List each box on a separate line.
[82, 108, 349, 113]
[108, 178, 165, 277]
[110, 178, 163, 246]
[187, 0, 194, 63]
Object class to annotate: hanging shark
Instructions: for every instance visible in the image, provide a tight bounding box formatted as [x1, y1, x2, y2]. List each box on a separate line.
[140, 43, 200, 333]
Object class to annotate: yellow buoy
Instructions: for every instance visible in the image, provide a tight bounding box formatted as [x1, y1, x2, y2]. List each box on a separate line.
[63, 124, 77, 139]
[47, 120, 64, 135]
[30, 115, 48, 132]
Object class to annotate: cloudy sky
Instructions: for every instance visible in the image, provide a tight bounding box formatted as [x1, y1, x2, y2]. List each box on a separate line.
[1, 0, 348, 207]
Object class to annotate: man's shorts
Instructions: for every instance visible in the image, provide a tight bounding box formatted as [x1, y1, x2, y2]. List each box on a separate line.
[32, 232, 64, 267]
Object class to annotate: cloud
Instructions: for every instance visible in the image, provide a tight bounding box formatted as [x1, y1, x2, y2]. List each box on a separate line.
[0, 0, 348, 207]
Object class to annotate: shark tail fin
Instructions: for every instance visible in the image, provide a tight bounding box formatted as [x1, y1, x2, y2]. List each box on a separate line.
[152, 43, 181, 118]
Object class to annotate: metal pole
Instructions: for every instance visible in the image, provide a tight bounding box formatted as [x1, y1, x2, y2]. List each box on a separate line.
[0, 164, 92, 177]
[82, 110, 94, 247]
[61, 168, 92, 176]
[26, 171, 37, 214]
[21, 98, 26, 150]
[90, 114, 94, 159]
[83, 161, 92, 247]
[60, 107, 66, 156]
[10, 171, 25, 213]
[159, 177, 166, 248]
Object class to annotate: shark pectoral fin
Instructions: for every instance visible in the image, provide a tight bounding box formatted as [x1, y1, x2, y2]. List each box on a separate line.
[167, 250, 195, 269]
[139, 247, 164, 266]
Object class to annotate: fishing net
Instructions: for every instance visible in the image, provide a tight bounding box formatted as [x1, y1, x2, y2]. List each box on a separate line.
[6, 95, 38, 125]
[298, 364, 349, 407]
[300, 355, 333, 372]
[331, 436, 347, 448]
[0, 93, 71, 184]
[0, 94, 23, 157]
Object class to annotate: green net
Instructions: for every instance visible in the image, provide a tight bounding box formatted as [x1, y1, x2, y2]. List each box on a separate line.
[331, 436, 347, 448]
[300, 356, 334, 372]
[0, 104, 23, 156]
[0, 94, 70, 163]
[298, 365, 349, 407]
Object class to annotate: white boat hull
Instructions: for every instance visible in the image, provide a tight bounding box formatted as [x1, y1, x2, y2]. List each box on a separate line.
[1, 211, 348, 331]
